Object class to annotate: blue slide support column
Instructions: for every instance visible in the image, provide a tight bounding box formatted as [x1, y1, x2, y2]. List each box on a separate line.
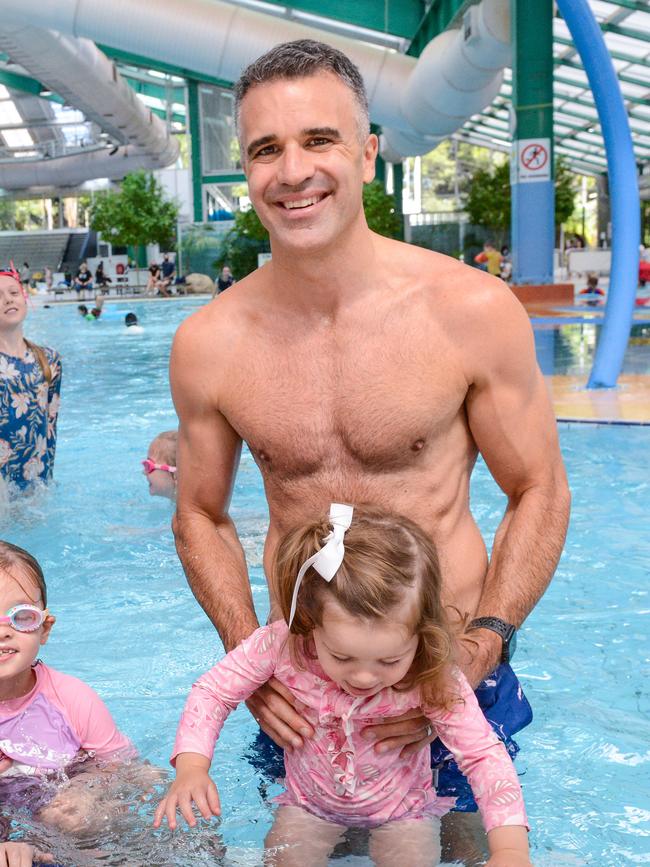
[556, 0, 640, 388]
[511, 0, 554, 285]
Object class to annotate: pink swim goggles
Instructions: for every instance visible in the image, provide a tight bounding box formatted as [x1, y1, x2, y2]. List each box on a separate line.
[0, 261, 27, 300]
[0, 604, 49, 632]
[142, 458, 176, 475]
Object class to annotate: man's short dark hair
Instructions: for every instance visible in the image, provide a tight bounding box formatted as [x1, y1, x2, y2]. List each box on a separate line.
[234, 39, 369, 140]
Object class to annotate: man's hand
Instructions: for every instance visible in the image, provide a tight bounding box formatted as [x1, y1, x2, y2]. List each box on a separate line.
[153, 753, 220, 830]
[0, 842, 54, 866]
[360, 709, 437, 758]
[246, 678, 314, 750]
[457, 629, 502, 689]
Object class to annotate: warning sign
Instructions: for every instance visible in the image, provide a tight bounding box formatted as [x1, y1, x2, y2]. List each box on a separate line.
[514, 138, 551, 183]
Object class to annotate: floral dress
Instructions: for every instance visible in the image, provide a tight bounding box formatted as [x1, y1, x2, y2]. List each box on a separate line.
[0, 346, 62, 489]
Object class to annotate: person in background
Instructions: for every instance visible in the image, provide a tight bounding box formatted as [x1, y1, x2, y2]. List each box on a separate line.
[499, 246, 512, 282]
[215, 265, 235, 297]
[95, 261, 111, 292]
[44, 266, 53, 293]
[72, 262, 93, 297]
[578, 274, 606, 307]
[473, 242, 501, 277]
[19, 263, 30, 294]
[142, 430, 177, 500]
[0, 265, 62, 491]
[124, 312, 144, 335]
[146, 262, 160, 296]
[158, 255, 176, 297]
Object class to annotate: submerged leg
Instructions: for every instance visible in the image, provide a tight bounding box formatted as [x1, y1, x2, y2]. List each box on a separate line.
[440, 811, 489, 866]
[264, 805, 345, 867]
[368, 816, 442, 867]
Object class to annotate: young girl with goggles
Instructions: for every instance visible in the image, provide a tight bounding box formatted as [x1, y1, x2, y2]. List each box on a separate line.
[0, 540, 133, 864]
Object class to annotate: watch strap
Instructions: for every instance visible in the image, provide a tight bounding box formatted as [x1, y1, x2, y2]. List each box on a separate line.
[467, 617, 516, 663]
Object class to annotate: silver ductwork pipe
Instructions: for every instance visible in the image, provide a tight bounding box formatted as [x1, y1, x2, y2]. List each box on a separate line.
[0, 0, 509, 183]
[0, 23, 178, 190]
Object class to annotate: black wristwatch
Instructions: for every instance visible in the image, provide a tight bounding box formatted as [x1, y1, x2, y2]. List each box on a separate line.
[467, 617, 517, 664]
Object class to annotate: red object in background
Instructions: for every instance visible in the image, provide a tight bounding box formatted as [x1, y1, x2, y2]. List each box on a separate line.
[639, 260, 650, 283]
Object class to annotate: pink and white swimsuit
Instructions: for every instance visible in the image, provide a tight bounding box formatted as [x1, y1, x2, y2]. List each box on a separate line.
[173, 620, 529, 830]
[0, 661, 132, 777]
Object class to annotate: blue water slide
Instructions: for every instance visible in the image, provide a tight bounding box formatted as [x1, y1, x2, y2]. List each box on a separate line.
[556, 0, 640, 388]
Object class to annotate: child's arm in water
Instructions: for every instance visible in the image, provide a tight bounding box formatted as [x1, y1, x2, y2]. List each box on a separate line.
[426, 669, 531, 866]
[486, 826, 532, 867]
[154, 622, 286, 828]
[153, 753, 220, 830]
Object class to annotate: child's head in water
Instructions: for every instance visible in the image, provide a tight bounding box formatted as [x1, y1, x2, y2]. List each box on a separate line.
[273, 504, 456, 707]
[0, 542, 54, 701]
[143, 430, 177, 499]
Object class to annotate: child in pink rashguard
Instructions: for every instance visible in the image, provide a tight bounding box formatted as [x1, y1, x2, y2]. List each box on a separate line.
[0, 541, 133, 864]
[156, 505, 532, 867]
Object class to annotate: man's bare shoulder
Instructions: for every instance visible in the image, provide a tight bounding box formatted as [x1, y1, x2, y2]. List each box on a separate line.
[173, 268, 266, 358]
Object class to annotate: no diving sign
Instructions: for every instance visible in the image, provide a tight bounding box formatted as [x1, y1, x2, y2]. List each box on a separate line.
[514, 138, 551, 183]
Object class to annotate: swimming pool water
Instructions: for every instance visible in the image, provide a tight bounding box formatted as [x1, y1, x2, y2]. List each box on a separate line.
[3, 300, 650, 865]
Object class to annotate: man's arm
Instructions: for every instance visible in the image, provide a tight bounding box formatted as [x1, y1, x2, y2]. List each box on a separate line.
[170, 317, 258, 651]
[170, 316, 313, 748]
[463, 279, 571, 685]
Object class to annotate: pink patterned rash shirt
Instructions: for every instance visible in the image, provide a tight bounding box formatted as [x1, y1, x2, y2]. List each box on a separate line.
[0, 662, 133, 777]
[172, 621, 529, 830]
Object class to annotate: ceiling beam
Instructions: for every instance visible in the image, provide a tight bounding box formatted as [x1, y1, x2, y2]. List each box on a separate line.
[407, 0, 471, 58]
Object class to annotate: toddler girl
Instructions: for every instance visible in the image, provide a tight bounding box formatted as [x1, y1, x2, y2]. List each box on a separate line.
[155, 505, 531, 867]
[0, 265, 62, 490]
[0, 540, 133, 848]
[142, 430, 177, 500]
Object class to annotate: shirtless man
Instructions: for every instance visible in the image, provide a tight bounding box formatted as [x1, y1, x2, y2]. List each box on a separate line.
[170, 40, 570, 861]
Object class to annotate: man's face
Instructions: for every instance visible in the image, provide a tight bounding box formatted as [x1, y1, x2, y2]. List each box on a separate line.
[239, 72, 377, 254]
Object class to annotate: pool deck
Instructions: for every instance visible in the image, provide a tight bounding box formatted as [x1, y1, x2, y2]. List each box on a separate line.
[523, 302, 650, 425]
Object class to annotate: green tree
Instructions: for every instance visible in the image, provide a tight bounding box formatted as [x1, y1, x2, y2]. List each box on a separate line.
[213, 207, 270, 278]
[464, 161, 512, 244]
[362, 180, 402, 238]
[465, 158, 578, 242]
[89, 171, 179, 273]
[214, 181, 401, 279]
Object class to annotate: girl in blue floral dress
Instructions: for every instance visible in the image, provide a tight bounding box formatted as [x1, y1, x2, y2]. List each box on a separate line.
[0, 266, 62, 490]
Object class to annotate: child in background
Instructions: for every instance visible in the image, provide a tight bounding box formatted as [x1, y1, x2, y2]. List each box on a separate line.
[578, 274, 606, 307]
[0, 265, 62, 490]
[155, 505, 531, 867]
[142, 430, 177, 500]
[124, 312, 144, 334]
[0, 541, 133, 850]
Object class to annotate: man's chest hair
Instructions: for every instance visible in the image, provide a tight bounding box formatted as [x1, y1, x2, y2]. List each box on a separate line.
[223, 335, 467, 477]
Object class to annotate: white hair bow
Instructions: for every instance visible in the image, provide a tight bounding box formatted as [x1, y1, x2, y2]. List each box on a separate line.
[288, 503, 354, 628]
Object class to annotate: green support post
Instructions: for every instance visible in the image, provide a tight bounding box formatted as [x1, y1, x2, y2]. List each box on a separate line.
[187, 79, 204, 223]
[511, 0, 554, 283]
[393, 162, 404, 241]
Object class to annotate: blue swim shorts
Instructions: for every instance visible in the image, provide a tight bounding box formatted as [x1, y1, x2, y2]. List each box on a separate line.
[247, 663, 532, 813]
[431, 663, 532, 812]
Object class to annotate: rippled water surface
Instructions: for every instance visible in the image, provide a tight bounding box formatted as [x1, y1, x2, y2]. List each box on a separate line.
[3, 300, 650, 865]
